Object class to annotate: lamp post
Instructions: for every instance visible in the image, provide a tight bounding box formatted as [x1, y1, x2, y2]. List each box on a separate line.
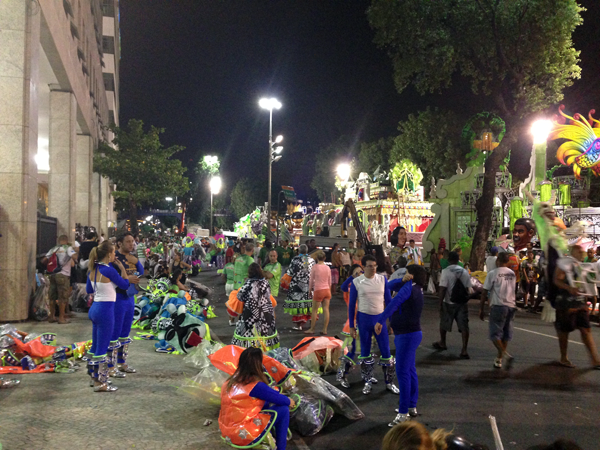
[259, 97, 283, 221]
[528, 119, 553, 193]
[209, 176, 222, 235]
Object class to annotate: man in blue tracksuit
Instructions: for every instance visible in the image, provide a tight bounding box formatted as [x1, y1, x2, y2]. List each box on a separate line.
[109, 232, 144, 377]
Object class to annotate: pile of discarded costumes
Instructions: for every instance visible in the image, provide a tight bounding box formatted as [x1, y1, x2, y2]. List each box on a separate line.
[181, 341, 364, 449]
[0, 324, 88, 386]
[132, 278, 216, 354]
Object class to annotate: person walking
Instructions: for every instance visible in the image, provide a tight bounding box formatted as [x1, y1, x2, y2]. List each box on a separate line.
[42, 235, 77, 324]
[276, 239, 293, 272]
[479, 252, 517, 369]
[375, 265, 425, 426]
[136, 237, 147, 270]
[348, 254, 399, 395]
[433, 251, 472, 359]
[521, 249, 538, 310]
[85, 241, 129, 392]
[305, 251, 332, 335]
[330, 243, 342, 295]
[233, 243, 255, 290]
[263, 250, 282, 298]
[283, 244, 316, 330]
[552, 245, 600, 369]
[232, 263, 280, 350]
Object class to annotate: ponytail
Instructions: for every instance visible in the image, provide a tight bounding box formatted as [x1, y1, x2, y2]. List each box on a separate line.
[88, 241, 114, 273]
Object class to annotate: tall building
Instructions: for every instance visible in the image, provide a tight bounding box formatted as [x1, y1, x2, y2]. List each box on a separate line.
[0, 0, 119, 321]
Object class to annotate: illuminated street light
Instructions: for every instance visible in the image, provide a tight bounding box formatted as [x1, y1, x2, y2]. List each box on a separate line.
[165, 197, 173, 202]
[337, 163, 351, 182]
[259, 97, 283, 219]
[531, 120, 553, 144]
[210, 175, 222, 234]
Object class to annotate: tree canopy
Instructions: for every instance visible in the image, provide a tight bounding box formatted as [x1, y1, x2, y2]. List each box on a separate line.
[356, 137, 394, 175]
[392, 108, 466, 187]
[369, 0, 583, 269]
[94, 119, 189, 235]
[230, 177, 263, 220]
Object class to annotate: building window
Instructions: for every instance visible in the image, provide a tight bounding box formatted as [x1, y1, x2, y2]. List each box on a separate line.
[109, 110, 115, 126]
[103, 73, 115, 91]
[102, 36, 115, 54]
[102, 0, 115, 17]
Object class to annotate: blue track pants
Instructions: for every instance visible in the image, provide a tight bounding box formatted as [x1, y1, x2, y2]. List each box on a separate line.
[357, 312, 391, 360]
[394, 331, 422, 414]
[112, 296, 135, 342]
[265, 404, 289, 450]
[89, 302, 115, 358]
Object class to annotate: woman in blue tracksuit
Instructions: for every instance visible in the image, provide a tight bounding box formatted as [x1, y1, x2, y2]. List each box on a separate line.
[109, 232, 144, 378]
[375, 264, 426, 427]
[86, 241, 130, 392]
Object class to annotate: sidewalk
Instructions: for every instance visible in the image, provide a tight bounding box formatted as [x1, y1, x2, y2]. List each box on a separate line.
[0, 313, 224, 450]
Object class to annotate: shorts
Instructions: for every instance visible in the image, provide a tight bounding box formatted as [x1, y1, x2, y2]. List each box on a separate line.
[313, 289, 332, 303]
[49, 274, 71, 304]
[440, 302, 469, 333]
[489, 305, 516, 341]
[554, 298, 590, 333]
[331, 268, 339, 285]
[521, 280, 537, 297]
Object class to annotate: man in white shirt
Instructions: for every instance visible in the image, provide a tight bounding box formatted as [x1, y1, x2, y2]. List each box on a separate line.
[485, 246, 498, 272]
[41, 235, 77, 324]
[407, 239, 423, 266]
[348, 254, 399, 395]
[433, 251, 472, 358]
[479, 252, 517, 369]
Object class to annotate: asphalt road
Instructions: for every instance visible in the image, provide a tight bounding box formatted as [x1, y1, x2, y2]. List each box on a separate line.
[2, 268, 599, 450]
[199, 268, 600, 450]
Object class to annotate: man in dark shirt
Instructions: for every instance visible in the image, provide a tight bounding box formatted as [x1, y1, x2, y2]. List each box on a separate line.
[77, 231, 98, 282]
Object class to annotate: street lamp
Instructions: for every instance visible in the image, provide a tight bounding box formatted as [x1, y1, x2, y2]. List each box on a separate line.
[337, 163, 351, 182]
[259, 97, 283, 220]
[525, 119, 553, 194]
[209, 175, 222, 235]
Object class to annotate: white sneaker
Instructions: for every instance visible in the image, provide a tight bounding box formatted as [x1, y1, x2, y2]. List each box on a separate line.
[369, 377, 378, 384]
[494, 357, 502, 369]
[386, 383, 400, 394]
[388, 413, 409, 427]
[362, 382, 372, 395]
[228, 319, 235, 327]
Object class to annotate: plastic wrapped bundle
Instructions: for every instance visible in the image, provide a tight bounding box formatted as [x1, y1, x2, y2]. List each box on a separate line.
[183, 340, 224, 369]
[292, 373, 364, 421]
[180, 365, 229, 406]
[290, 394, 334, 436]
[265, 347, 300, 370]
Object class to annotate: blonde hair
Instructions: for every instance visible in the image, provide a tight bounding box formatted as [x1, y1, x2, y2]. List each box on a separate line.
[88, 241, 114, 273]
[355, 249, 365, 259]
[315, 250, 326, 262]
[382, 422, 449, 450]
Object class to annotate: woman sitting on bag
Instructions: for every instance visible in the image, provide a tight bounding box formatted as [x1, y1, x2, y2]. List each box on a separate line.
[219, 347, 295, 450]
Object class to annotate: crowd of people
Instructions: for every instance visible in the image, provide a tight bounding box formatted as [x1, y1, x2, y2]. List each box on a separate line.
[40, 220, 599, 447]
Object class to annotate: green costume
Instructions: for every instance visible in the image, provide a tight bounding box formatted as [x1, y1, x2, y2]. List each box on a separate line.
[233, 254, 254, 289]
[264, 262, 282, 297]
[276, 245, 293, 266]
[223, 262, 235, 284]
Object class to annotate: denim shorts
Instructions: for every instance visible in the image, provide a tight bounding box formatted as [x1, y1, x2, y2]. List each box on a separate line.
[489, 305, 516, 341]
[440, 302, 469, 333]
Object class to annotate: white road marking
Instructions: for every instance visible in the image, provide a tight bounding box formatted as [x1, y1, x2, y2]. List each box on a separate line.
[512, 325, 583, 346]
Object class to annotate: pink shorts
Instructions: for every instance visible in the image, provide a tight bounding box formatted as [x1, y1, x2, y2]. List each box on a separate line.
[313, 289, 332, 303]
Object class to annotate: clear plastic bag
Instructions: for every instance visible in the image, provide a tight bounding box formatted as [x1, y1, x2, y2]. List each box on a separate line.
[290, 394, 334, 436]
[266, 347, 300, 370]
[179, 365, 228, 406]
[183, 339, 224, 368]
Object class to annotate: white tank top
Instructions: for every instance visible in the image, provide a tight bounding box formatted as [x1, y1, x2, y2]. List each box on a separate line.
[90, 264, 118, 302]
[353, 273, 386, 315]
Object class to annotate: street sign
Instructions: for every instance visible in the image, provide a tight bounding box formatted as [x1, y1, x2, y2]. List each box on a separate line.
[282, 185, 297, 202]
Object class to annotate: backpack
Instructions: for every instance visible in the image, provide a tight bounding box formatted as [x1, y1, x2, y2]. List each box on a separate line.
[45, 247, 65, 275]
[449, 269, 469, 304]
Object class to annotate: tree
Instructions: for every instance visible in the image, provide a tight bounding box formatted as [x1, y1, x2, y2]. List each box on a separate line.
[369, 0, 583, 269]
[310, 136, 357, 203]
[356, 137, 394, 175]
[95, 119, 189, 235]
[230, 177, 263, 220]
[391, 108, 466, 187]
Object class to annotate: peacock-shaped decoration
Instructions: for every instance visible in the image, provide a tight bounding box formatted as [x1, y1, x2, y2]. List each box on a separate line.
[550, 105, 600, 179]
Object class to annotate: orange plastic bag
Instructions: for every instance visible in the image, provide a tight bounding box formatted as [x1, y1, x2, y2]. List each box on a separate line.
[12, 337, 56, 359]
[280, 273, 292, 291]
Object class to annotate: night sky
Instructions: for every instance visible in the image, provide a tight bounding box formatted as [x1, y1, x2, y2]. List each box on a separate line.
[119, 1, 600, 203]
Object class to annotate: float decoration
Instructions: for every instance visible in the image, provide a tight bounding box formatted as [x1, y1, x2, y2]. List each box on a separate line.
[550, 105, 600, 179]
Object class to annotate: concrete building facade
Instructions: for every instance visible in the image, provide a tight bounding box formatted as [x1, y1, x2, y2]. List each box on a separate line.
[0, 0, 119, 321]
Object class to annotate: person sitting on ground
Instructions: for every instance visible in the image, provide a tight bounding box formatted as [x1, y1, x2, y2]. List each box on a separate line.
[479, 252, 517, 369]
[169, 269, 189, 292]
[218, 347, 295, 450]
